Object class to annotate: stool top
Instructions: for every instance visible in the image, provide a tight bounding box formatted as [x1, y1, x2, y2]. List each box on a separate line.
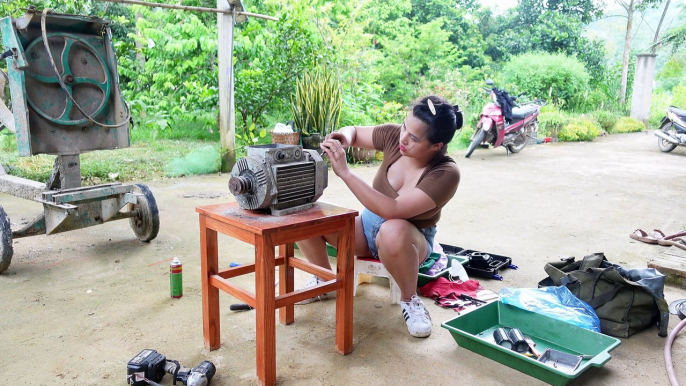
[196, 202, 358, 234]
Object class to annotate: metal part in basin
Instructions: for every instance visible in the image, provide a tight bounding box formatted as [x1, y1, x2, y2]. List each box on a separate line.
[537, 348, 582, 373]
[441, 301, 621, 386]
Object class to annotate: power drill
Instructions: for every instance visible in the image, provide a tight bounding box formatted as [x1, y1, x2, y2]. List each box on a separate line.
[127, 349, 216, 386]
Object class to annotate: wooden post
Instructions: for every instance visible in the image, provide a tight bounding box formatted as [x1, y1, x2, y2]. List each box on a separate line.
[218, 0, 236, 172]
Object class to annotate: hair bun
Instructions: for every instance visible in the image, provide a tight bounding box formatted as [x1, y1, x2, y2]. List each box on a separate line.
[453, 104, 464, 129]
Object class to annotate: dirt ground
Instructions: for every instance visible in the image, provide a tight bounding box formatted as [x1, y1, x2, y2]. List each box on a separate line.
[2, 132, 686, 386]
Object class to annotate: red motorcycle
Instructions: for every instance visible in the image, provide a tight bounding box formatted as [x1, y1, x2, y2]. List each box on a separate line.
[465, 80, 546, 158]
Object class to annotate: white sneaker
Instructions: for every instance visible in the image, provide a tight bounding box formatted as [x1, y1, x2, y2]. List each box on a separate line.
[400, 295, 432, 338]
[295, 275, 337, 305]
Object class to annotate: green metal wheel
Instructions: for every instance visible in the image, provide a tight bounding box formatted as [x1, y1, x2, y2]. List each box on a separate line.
[24, 33, 112, 126]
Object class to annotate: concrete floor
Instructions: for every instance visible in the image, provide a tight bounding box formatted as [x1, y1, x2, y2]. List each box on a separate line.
[1, 131, 686, 385]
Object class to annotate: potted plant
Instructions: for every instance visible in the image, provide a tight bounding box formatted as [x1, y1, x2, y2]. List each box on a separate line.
[290, 67, 341, 151]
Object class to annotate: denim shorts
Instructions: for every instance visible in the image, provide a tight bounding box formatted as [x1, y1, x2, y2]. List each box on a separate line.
[360, 208, 436, 262]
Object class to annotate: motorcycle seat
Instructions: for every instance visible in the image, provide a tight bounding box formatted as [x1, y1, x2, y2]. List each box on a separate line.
[669, 106, 686, 118]
[511, 105, 538, 119]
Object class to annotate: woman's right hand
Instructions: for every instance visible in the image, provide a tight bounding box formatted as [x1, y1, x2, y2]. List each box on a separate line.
[326, 131, 350, 149]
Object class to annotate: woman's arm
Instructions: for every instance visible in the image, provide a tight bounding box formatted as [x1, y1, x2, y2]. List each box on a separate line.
[321, 137, 436, 219]
[329, 125, 376, 150]
[340, 173, 436, 219]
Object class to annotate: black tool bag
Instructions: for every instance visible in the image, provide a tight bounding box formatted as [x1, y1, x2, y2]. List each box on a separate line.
[538, 253, 669, 338]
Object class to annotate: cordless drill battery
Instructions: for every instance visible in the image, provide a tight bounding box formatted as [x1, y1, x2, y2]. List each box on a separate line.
[127, 349, 166, 386]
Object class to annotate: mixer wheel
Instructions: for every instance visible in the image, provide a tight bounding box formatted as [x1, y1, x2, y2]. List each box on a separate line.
[0, 205, 13, 273]
[129, 184, 160, 242]
[24, 32, 112, 126]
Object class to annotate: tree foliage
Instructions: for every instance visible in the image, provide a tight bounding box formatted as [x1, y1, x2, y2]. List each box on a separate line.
[3, 0, 676, 145]
[502, 52, 590, 108]
[479, 0, 607, 88]
[233, 4, 323, 128]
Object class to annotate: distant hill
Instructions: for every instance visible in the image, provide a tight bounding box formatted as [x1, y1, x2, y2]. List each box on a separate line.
[585, 2, 683, 71]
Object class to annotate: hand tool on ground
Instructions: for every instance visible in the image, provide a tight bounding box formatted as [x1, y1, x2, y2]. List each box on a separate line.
[127, 349, 216, 386]
[165, 359, 217, 386]
[459, 293, 487, 305]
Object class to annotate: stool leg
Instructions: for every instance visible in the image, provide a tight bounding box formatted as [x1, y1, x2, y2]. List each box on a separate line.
[278, 243, 295, 325]
[335, 218, 355, 355]
[388, 276, 401, 305]
[255, 235, 276, 386]
[200, 216, 220, 350]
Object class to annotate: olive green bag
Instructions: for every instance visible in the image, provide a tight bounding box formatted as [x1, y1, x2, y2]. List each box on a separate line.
[538, 253, 669, 338]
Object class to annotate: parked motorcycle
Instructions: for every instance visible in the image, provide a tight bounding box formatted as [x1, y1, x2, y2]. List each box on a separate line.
[655, 106, 686, 153]
[465, 80, 546, 158]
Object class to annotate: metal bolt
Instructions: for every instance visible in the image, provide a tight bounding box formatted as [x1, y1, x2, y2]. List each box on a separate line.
[31, 51, 39, 59]
[82, 126, 89, 133]
[64, 75, 75, 84]
[81, 57, 88, 65]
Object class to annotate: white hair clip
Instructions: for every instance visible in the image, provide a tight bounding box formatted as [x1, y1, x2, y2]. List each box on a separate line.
[427, 99, 436, 115]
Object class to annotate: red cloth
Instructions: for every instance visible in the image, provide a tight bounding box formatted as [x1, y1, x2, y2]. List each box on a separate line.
[418, 277, 483, 299]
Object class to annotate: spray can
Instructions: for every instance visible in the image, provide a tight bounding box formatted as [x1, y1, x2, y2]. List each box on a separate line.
[170, 257, 183, 299]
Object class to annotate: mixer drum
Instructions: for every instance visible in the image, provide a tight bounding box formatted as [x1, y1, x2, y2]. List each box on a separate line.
[229, 144, 328, 216]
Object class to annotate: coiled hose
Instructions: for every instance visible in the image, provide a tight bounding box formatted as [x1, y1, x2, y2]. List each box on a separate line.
[666, 317, 686, 385]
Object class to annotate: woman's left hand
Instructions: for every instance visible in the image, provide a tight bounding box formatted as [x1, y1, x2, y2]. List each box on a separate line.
[320, 138, 349, 178]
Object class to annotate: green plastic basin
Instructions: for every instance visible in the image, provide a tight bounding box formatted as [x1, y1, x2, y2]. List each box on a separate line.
[417, 253, 468, 287]
[441, 301, 621, 386]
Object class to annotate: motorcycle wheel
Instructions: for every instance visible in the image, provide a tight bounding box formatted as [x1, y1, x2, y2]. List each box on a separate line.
[465, 128, 486, 158]
[657, 122, 677, 153]
[507, 131, 528, 153]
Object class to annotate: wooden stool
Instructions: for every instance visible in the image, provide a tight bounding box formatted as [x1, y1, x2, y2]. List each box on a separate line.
[196, 202, 358, 386]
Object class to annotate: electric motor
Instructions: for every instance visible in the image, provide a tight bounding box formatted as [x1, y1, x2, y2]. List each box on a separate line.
[229, 144, 328, 215]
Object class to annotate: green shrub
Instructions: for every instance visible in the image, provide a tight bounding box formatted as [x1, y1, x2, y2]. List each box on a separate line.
[573, 89, 610, 113]
[370, 101, 406, 125]
[559, 117, 601, 142]
[451, 126, 474, 151]
[612, 117, 645, 133]
[650, 90, 673, 129]
[674, 82, 686, 108]
[291, 66, 342, 136]
[657, 54, 686, 91]
[593, 110, 619, 133]
[502, 52, 590, 110]
[0, 131, 16, 153]
[538, 111, 571, 137]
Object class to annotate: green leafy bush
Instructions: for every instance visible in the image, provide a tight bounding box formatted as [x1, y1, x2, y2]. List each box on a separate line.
[657, 54, 686, 91]
[593, 110, 619, 132]
[674, 83, 686, 108]
[559, 117, 601, 142]
[573, 89, 611, 113]
[538, 111, 571, 137]
[369, 101, 406, 125]
[502, 52, 590, 110]
[650, 90, 673, 129]
[451, 126, 475, 151]
[612, 117, 645, 133]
